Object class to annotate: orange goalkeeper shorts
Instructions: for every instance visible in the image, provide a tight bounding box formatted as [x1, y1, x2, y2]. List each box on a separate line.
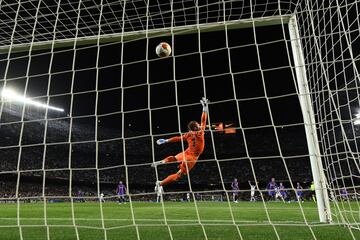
[175, 151, 198, 174]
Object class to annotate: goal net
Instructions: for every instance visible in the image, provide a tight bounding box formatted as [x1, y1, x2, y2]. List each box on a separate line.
[0, 0, 359, 239]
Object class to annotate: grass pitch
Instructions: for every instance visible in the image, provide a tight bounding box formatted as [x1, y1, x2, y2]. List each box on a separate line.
[0, 201, 359, 240]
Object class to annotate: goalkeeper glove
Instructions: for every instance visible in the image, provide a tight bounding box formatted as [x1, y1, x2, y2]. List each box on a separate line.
[156, 139, 168, 145]
[200, 97, 209, 112]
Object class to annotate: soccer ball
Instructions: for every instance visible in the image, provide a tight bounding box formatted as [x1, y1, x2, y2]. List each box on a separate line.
[156, 42, 172, 58]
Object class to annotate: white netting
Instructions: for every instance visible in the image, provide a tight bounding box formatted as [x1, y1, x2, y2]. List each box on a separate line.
[0, 0, 296, 47]
[295, 0, 360, 230]
[0, 0, 359, 240]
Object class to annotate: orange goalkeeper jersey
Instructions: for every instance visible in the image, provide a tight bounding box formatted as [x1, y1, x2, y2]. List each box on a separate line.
[167, 112, 207, 157]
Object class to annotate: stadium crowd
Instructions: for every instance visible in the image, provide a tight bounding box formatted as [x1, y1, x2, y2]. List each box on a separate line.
[0, 109, 356, 202]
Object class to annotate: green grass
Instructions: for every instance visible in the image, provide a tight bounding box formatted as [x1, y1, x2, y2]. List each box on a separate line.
[0, 201, 359, 240]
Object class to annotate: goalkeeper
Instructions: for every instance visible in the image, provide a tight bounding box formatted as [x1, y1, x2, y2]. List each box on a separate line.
[152, 97, 209, 187]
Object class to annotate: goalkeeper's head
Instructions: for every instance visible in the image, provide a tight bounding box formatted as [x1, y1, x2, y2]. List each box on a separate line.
[188, 121, 200, 131]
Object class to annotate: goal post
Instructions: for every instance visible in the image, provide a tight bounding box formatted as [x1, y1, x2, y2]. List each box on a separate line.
[288, 15, 332, 223]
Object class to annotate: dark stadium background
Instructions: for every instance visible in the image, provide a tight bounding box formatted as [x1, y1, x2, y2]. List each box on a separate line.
[0, 22, 313, 200]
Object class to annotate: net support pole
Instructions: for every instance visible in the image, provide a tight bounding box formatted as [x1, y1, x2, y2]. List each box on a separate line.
[288, 15, 332, 223]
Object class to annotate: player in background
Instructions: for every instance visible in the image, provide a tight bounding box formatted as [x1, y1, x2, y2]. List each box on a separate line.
[329, 190, 335, 201]
[155, 184, 164, 203]
[248, 181, 256, 202]
[340, 187, 349, 200]
[186, 193, 191, 202]
[152, 98, 208, 189]
[274, 186, 285, 202]
[296, 182, 304, 202]
[77, 189, 85, 202]
[195, 193, 201, 201]
[266, 177, 278, 201]
[310, 181, 316, 202]
[116, 181, 127, 204]
[231, 178, 239, 203]
[279, 182, 288, 202]
[99, 193, 105, 203]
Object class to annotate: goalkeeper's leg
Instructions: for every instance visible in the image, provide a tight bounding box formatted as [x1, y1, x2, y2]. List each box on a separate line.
[159, 158, 196, 186]
[155, 153, 194, 187]
[151, 155, 177, 167]
[152, 151, 187, 167]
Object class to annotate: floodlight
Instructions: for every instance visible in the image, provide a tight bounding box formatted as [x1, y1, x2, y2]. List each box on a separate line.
[1, 88, 64, 112]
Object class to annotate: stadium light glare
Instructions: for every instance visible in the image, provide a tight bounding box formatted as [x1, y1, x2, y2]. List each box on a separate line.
[1, 88, 64, 112]
[354, 119, 360, 125]
[354, 113, 360, 125]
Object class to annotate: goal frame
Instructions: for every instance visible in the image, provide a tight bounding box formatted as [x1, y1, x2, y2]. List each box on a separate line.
[0, 15, 291, 53]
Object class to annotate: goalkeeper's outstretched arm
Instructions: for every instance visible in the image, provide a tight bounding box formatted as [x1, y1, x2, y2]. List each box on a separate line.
[200, 97, 208, 131]
[156, 134, 186, 145]
[156, 97, 208, 145]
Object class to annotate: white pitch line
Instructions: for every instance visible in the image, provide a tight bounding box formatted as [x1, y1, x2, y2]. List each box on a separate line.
[0, 217, 336, 225]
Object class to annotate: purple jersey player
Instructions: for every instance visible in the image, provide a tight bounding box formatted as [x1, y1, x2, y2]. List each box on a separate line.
[231, 178, 239, 203]
[266, 177, 278, 200]
[116, 181, 127, 204]
[340, 188, 348, 200]
[296, 182, 303, 201]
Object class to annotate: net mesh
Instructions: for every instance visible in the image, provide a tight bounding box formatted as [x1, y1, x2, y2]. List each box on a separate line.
[296, 0, 360, 229]
[0, 0, 359, 239]
[0, 0, 296, 46]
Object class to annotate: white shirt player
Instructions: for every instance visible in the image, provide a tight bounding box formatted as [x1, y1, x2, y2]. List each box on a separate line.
[155, 185, 164, 202]
[248, 181, 256, 202]
[329, 190, 335, 201]
[251, 185, 255, 197]
[186, 193, 191, 201]
[99, 193, 105, 203]
[274, 187, 285, 202]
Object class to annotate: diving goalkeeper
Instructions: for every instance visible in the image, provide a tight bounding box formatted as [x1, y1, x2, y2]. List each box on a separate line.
[152, 97, 209, 187]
